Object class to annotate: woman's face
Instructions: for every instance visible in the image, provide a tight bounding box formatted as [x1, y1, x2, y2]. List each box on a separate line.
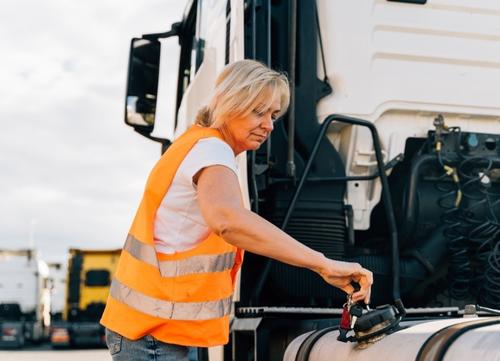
[221, 97, 281, 155]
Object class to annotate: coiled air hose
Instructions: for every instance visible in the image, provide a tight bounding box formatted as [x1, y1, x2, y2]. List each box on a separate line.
[435, 153, 500, 306]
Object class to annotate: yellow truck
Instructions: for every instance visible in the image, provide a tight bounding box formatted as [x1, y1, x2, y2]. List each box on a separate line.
[50, 248, 120, 348]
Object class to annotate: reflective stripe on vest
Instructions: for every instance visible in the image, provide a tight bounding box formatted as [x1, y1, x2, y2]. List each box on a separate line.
[124, 234, 236, 277]
[110, 278, 232, 321]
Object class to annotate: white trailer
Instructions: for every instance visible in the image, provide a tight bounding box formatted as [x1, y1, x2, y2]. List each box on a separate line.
[122, 0, 500, 359]
[48, 262, 66, 321]
[0, 250, 51, 348]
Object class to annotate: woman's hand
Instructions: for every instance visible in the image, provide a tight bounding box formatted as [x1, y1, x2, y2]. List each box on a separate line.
[317, 259, 373, 304]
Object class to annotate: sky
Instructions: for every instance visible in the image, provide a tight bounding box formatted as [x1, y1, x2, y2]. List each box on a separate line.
[0, 0, 185, 263]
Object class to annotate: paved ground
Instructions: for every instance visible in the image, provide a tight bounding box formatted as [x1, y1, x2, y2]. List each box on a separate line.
[0, 344, 111, 361]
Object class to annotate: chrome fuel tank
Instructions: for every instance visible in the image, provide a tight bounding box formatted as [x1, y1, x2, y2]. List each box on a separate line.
[284, 317, 500, 361]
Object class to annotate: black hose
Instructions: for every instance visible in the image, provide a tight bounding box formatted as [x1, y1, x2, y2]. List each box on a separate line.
[431, 152, 500, 306]
[436, 175, 471, 300]
[480, 224, 500, 306]
[404, 154, 439, 236]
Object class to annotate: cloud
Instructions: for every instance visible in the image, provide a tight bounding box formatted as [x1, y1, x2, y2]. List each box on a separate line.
[0, 0, 185, 262]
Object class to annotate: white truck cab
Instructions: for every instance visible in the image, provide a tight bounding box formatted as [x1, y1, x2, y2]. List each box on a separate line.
[0, 250, 51, 348]
[122, 1, 500, 359]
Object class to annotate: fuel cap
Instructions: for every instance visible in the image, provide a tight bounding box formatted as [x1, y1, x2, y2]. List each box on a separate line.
[353, 305, 397, 333]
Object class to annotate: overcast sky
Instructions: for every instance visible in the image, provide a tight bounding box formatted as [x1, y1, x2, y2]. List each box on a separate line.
[0, 0, 185, 263]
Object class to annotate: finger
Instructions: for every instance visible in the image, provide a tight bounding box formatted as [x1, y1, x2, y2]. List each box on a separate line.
[353, 271, 373, 291]
[363, 269, 373, 286]
[354, 268, 373, 284]
[352, 289, 367, 303]
[356, 272, 373, 295]
[342, 283, 355, 295]
[364, 287, 371, 305]
[352, 279, 371, 302]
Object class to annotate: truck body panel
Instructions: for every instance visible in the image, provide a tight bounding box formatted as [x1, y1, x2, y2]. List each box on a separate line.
[316, 0, 500, 229]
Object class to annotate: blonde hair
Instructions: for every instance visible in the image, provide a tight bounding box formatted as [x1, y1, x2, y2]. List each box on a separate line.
[195, 59, 290, 128]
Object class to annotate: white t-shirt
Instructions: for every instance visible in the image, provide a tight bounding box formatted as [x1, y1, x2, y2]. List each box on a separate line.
[153, 137, 238, 254]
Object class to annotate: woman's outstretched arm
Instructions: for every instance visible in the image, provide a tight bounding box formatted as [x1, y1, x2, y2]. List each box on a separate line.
[196, 165, 372, 304]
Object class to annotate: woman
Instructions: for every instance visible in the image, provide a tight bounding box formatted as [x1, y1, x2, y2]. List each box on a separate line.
[101, 59, 372, 360]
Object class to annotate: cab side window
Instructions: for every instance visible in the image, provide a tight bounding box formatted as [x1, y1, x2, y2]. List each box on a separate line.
[190, 0, 227, 79]
[176, 0, 229, 120]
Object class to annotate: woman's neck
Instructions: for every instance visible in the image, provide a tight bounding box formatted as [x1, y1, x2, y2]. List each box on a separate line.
[218, 124, 240, 156]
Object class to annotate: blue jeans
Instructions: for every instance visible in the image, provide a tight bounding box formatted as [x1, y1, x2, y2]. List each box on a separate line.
[105, 328, 198, 361]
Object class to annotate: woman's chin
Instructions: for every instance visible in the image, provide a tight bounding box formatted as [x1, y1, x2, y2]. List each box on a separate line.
[254, 141, 265, 150]
[239, 139, 266, 152]
[244, 141, 262, 151]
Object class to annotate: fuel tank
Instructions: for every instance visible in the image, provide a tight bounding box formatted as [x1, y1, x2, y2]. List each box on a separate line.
[284, 317, 500, 361]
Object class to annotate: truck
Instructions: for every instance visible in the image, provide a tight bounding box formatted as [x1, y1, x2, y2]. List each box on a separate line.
[122, 0, 500, 360]
[50, 248, 121, 348]
[0, 249, 51, 348]
[48, 262, 66, 321]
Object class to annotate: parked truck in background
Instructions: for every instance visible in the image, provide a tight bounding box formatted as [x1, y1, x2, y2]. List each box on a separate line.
[0, 249, 51, 348]
[48, 262, 66, 322]
[122, 0, 500, 360]
[50, 248, 120, 348]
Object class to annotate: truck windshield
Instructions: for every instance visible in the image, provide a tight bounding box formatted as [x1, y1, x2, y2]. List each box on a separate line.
[84, 270, 110, 287]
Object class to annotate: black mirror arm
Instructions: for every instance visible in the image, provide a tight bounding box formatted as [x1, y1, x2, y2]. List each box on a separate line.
[133, 126, 172, 148]
[142, 22, 182, 41]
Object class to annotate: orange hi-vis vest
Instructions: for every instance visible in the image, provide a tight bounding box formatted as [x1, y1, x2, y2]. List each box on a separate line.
[100, 125, 244, 347]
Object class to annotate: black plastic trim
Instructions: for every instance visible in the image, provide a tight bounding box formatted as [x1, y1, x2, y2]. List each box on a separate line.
[388, 0, 427, 4]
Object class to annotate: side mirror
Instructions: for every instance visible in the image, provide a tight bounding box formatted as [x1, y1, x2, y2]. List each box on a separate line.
[125, 38, 161, 138]
[124, 23, 181, 146]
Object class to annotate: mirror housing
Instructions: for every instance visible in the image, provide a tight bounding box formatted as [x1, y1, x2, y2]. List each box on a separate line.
[124, 23, 181, 144]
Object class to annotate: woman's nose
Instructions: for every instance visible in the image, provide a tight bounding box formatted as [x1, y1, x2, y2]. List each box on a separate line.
[261, 115, 274, 132]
